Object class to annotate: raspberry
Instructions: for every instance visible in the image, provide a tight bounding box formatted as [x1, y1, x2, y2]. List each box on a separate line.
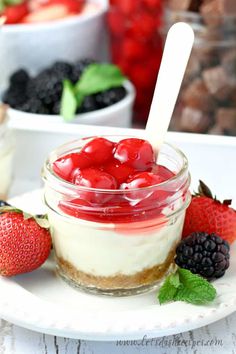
[175, 232, 230, 280]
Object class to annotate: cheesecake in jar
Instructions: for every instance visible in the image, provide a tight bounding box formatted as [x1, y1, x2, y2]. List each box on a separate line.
[42, 136, 191, 295]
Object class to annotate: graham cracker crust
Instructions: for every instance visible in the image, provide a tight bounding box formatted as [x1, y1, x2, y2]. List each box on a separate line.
[56, 248, 176, 290]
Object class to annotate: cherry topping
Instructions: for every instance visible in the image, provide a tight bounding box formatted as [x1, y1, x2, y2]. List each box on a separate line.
[74, 168, 118, 190]
[53, 152, 91, 181]
[114, 138, 155, 171]
[121, 172, 165, 189]
[81, 137, 115, 165]
[151, 164, 175, 180]
[103, 158, 135, 185]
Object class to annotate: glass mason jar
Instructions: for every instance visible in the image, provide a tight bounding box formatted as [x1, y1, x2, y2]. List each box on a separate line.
[108, 0, 163, 127]
[164, 10, 236, 135]
[42, 136, 191, 296]
[0, 110, 15, 200]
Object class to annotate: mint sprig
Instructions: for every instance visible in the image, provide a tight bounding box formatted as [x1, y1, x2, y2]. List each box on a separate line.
[60, 80, 77, 122]
[60, 64, 126, 121]
[158, 268, 217, 305]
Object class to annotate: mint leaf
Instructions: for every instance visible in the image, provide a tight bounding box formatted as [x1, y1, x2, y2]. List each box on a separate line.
[158, 268, 217, 305]
[158, 273, 180, 304]
[174, 268, 217, 305]
[60, 80, 77, 122]
[75, 63, 126, 96]
[169, 272, 180, 288]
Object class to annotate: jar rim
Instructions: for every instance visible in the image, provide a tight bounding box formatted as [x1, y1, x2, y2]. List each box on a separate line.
[42, 137, 189, 195]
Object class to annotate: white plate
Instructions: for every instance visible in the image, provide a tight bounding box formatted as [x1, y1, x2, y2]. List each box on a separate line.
[0, 189, 235, 340]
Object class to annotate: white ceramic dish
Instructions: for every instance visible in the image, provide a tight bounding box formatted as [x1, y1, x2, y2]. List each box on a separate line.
[0, 0, 108, 92]
[2, 127, 236, 340]
[8, 81, 135, 128]
[0, 189, 235, 340]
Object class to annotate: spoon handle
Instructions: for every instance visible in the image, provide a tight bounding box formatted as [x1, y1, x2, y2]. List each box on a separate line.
[145, 22, 194, 155]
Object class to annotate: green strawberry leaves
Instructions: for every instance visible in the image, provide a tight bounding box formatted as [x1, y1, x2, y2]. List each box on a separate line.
[158, 268, 217, 305]
[60, 63, 126, 121]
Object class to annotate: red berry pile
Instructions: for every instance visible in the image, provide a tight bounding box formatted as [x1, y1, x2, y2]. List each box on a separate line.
[108, 0, 163, 125]
[53, 137, 175, 222]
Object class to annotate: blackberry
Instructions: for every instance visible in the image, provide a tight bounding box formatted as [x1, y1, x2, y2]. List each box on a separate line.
[10, 69, 29, 87]
[0, 200, 10, 207]
[16, 97, 50, 115]
[3, 88, 28, 108]
[71, 58, 95, 83]
[27, 71, 63, 108]
[78, 95, 98, 113]
[50, 61, 73, 81]
[95, 87, 126, 108]
[51, 101, 61, 115]
[175, 232, 230, 280]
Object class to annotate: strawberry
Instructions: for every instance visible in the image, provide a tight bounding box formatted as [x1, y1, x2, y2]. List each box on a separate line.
[0, 206, 52, 276]
[46, 0, 84, 13]
[183, 180, 236, 244]
[22, 4, 70, 23]
[2, 2, 29, 24]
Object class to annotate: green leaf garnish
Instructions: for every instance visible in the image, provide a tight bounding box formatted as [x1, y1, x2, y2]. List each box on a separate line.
[158, 273, 180, 305]
[75, 63, 126, 96]
[60, 80, 77, 122]
[60, 63, 126, 121]
[158, 268, 217, 305]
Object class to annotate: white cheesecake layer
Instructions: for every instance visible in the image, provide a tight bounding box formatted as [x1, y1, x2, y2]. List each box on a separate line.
[48, 210, 185, 277]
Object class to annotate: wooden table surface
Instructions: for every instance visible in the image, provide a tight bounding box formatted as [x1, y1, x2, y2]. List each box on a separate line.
[1, 312, 236, 354]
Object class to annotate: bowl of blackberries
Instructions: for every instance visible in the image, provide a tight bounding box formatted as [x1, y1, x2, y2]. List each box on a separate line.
[3, 59, 135, 128]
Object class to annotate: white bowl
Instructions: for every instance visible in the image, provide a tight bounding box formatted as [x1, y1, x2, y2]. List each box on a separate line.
[8, 81, 136, 128]
[0, 0, 108, 92]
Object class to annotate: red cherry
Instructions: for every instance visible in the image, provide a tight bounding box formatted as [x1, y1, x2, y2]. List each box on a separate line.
[103, 158, 135, 185]
[114, 138, 155, 171]
[53, 152, 91, 181]
[81, 137, 115, 165]
[121, 172, 164, 189]
[74, 168, 118, 190]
